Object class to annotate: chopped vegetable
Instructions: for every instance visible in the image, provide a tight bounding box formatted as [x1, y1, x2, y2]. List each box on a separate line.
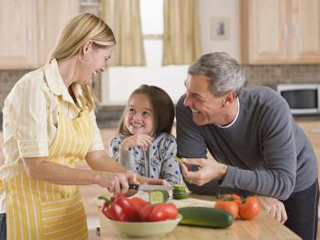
[173, 184, 188, 199]
[149, 190, 169, 204]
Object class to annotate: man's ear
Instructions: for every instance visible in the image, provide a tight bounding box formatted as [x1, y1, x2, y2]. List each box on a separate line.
[221, 91, 236, 107]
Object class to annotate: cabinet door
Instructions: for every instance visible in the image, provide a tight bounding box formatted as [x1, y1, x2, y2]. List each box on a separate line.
[38, 0, 79, 66]
[0, 0, 38, 69]
[296, 120, 320, 188]
[241, 0, 287, 64]
[289, 0, 320, 63]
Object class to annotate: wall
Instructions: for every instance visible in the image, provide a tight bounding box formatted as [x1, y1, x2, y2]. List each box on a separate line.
[198, 0, 240, 60]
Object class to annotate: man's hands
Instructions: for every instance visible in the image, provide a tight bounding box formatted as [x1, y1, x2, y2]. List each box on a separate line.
[180, 158, 228, 186]
[122, 134, 153, 150]
[258, 196, 287, 224]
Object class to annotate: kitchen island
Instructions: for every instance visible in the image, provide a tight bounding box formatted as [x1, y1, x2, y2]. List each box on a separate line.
[98, 193, 301, 240]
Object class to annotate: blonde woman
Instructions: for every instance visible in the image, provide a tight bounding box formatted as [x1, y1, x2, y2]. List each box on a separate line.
[0, 13, 164, 239]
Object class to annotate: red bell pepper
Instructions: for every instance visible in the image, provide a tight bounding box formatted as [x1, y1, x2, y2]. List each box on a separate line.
[113, 194, 141, 222]
[98, 196, 112, 218]
[99, 194, 141, 222]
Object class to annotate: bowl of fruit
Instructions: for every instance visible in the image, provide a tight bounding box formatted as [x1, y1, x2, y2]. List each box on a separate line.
[99, 194, 182, 238]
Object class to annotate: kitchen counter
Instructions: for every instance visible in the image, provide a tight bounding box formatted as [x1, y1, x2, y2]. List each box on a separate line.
[98, 194, 301, 240]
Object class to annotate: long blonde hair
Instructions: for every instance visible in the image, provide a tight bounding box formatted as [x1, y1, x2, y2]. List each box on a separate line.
[50, 13, 116, 110]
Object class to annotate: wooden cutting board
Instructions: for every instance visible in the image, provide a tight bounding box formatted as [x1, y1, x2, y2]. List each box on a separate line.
[171, 197, 216, 208]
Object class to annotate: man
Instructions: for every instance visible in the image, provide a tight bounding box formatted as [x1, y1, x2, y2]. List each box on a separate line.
[176, 52, 318, 240]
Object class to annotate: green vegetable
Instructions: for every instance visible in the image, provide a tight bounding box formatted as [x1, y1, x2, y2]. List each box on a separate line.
[178, 206, 234, 228]
[174, 156, 184, 164]
[149, 190, 169, 204]
[173, 184, 188, 199]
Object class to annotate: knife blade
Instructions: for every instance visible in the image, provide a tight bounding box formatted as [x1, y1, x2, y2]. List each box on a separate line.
[129, 183, 169, 192]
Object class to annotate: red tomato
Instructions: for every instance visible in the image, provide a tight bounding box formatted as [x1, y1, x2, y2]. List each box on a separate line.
[239, 196, 261, 220]
[139, 203, 153, 222]
[148, 203, 178, 222]
[215, 200, 238, 219]
[129, 197, 149, 211]
[220, 194, 242, 209]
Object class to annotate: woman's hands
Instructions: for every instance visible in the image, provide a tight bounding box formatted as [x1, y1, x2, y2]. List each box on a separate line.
[122, 134, 153, 150]
[96, 171, 139, 194]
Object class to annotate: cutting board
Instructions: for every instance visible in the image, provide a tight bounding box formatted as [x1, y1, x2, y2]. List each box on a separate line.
[171, 198, 216, 208]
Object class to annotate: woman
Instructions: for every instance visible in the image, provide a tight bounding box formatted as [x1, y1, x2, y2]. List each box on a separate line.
[0, 13, 165, 239]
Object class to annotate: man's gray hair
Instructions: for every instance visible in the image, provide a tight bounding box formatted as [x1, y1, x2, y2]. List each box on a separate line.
[188, 52, 245, 97]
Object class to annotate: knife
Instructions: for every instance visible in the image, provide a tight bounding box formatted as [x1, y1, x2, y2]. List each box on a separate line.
[128, 183, 169, 192]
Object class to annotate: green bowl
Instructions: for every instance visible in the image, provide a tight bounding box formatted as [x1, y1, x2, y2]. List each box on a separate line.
[107, 215, 182, 238]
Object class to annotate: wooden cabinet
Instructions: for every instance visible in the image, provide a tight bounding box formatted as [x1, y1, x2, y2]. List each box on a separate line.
[241, 0, 320, 64]
[296, 119, 320, 187]
[0, 0, 79, 69]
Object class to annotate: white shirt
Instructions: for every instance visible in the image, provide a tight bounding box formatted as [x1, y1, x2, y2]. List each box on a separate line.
[1, 59, 105, 182]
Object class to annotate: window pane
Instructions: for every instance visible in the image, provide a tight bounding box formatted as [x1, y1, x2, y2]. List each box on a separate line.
[140, 0, 163, 34]
[107, 40, 188, 103]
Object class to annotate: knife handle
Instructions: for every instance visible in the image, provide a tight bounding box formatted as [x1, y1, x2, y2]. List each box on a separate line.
[128, 183, 140, 191]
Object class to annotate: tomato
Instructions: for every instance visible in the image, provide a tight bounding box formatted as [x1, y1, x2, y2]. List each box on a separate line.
[148, 203, 178, 222]
[214, 200, 238, 219]
[220, 194, 242, 209]
[139, 203, 153, 221]
[239, 196, 261, 220]
[129, 197, 149, 210]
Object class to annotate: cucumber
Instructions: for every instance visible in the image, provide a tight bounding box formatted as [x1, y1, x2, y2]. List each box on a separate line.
[173, 184, 188, 199]
[149, 190, 169, 204]
[179, 206, 234, 228]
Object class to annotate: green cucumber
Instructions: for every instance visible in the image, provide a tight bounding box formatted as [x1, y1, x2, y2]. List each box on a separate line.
[149, 190, 169, 204]
[179, 206, 234, 228]
[173, 184, 188, 199]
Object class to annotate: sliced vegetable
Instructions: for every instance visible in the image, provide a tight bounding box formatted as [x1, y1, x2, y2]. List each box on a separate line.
[149, 190, 169, 204]
[179, 206, 233, 228]
[173, 184, 188, 199]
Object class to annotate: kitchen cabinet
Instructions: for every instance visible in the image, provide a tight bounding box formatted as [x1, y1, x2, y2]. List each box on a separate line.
[296, 119, 320, 187]
[241, 0, 320, 64]
[0, 0, 79, 69]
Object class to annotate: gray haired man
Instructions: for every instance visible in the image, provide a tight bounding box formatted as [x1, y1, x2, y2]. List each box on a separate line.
[177, 52, 318, 240]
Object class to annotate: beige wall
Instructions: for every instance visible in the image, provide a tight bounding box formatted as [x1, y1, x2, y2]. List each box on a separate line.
[198, 0, 240, 60]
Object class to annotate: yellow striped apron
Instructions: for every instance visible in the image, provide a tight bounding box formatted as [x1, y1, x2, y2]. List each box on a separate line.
[4, 97, 93, 240]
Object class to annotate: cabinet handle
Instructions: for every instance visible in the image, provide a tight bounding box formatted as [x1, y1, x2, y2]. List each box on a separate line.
[26, 29, 32, 42]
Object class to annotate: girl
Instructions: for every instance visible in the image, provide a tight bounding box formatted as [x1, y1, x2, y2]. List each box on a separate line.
[109, 85, 181, 186]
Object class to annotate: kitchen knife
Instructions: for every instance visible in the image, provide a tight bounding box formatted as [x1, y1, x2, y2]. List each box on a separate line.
[129, 183, 169, 192]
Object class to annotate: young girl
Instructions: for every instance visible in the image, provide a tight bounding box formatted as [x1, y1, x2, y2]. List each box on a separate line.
[109, 85, 181, 186]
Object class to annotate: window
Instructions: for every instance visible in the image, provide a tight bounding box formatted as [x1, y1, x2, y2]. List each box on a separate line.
[101, 0, 188, 105]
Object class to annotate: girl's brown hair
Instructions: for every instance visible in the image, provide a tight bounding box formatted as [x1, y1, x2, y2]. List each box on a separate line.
[117, 85, 175, 136]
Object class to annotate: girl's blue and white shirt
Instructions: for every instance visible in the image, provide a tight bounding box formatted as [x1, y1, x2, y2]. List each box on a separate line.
[109, 133, 181, 185]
